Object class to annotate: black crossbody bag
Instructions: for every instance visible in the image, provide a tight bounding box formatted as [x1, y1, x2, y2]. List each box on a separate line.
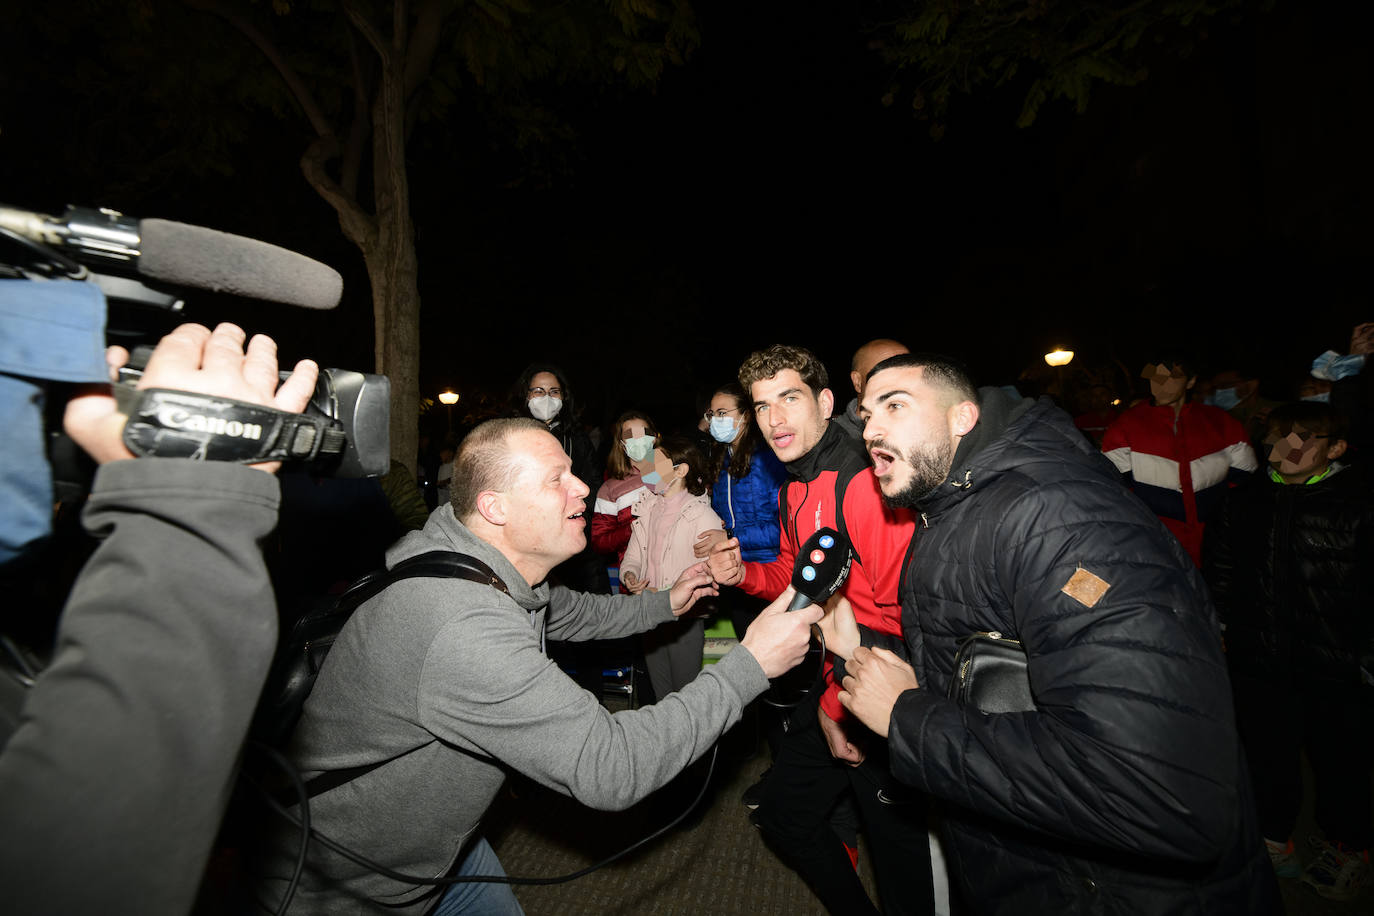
[946, 631, 1034, 714]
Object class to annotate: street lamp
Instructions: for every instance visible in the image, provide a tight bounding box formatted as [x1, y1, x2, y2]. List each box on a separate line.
[438, 389, 459, 436]
[1043, 350, 1074, 403]
[1044, 349, 1074, 367]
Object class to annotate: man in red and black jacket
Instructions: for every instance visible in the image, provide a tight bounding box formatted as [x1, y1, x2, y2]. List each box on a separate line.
[708, 344, 932, 916]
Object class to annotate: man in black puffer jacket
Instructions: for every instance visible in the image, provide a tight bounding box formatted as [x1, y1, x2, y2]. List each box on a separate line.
[1204, 401, 1374, 899]
[826, 353, 1280, 914]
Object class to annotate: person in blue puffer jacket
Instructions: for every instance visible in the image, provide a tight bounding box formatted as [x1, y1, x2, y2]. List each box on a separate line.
[695, 382, 787, 637]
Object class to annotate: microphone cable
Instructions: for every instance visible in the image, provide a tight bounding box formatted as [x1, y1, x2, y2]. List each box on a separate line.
[766, 475, 828, 712]
[245, 739, 721, 915]
[760, 625, 828, 712]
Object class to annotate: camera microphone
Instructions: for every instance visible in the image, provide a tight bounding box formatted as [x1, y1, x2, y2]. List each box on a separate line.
[787, 527, 852, 611]
[0, 205, 342, 311]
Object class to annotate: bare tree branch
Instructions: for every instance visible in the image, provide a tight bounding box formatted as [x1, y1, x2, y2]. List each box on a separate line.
[342, 23, 373, 198]
[404, 0, 448, 102]
[301, 134, 376, 245]
[343, 0, 392, 67]
[182, 0, 336, 140]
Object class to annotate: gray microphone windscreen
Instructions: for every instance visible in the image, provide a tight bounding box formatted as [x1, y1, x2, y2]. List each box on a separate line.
[137, 219, 342, 310]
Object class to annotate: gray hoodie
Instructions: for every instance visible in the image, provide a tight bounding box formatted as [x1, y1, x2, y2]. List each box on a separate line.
[259, 503, 770, 914]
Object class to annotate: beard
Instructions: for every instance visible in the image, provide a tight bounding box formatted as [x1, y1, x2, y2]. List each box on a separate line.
[878, 437, 955, 509]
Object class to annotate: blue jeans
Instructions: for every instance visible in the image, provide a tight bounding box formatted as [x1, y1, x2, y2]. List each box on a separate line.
[431, 837, 524, 916]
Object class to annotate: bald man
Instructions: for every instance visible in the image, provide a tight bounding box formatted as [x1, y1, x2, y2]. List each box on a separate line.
[831, 338, 909, 441]
[256, 418, 822, 915]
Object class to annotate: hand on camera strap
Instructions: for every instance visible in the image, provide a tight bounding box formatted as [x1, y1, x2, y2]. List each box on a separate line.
[116, 387, 344, 464]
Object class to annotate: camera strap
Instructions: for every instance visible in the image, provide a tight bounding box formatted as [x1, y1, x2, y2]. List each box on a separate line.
[116, 387, 346, 464]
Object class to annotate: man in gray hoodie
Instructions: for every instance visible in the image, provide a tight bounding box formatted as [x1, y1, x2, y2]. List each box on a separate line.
[257, 417, 822, 915]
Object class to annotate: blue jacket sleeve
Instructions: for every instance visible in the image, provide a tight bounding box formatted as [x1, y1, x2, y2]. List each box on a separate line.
[731, 450, 786, 563]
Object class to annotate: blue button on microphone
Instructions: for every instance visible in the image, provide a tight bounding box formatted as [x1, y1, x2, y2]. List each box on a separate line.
[801, 566, 817, 582]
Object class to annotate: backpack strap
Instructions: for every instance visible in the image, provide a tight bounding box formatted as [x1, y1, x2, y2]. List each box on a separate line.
[325, 550, 508, 614]
[284, 550, 509, 803]
[776, 461, 867, 570]
[830, 459, 867, 570]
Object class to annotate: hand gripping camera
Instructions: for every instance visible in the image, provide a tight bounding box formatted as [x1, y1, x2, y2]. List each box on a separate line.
[1, 204, 390, 478]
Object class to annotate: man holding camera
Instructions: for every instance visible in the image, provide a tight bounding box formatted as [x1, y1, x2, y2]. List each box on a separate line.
[0, 321, 319, 915]
[254, 417, 822, 915]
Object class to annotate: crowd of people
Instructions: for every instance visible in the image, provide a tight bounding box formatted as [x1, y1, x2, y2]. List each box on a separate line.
[399, 327, 1374, 913]
[3, 312, 1372, 915]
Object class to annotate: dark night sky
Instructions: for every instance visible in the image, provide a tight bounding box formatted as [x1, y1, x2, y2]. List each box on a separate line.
[3, 1, 1371, 437]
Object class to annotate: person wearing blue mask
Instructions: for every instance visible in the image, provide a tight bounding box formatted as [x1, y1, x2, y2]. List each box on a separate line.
[1309, 321, 1374, 457]
[591, 410, 660, 593]
[1206, 362, 1278, 447]
[621, 437, 725, 700]
[694, 383, 787, 638]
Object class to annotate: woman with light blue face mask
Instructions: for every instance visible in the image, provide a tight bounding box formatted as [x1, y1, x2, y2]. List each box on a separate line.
[590, 410, 661, 593]
[694, 383, 788, 637]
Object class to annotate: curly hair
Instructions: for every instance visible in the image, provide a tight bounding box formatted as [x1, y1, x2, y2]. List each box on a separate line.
[737, 344, 829, 401]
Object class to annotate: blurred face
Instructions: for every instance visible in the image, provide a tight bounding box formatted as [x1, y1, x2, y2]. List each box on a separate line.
[1143, 363, 1193, 408]
[1263, 421, 1337, 483]
[503, 429, 590, 571]
[860, 366, 964, 507]
[750, 369, 833, 463]
[620, 418, 651, 441]
[648, 447, 685, 494]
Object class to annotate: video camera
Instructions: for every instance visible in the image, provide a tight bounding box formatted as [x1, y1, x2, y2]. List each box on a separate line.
[0, 204, 390, 479]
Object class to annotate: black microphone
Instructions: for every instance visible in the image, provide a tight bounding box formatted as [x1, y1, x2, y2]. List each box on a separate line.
[0, 205, 342, 310]
[787, 527, 852, 611]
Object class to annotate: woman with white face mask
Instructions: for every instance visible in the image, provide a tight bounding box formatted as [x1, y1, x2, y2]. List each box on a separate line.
[508, 362, 604, 592]
[694, 382, 787, 637]
[590, 410, 660, 593]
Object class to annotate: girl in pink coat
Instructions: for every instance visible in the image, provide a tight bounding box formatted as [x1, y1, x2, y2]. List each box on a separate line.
[621, 435, 724, 700]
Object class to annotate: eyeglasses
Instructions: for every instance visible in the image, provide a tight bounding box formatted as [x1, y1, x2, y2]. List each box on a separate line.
[703, 407, 742, 421]
[528, 386, 563, 399]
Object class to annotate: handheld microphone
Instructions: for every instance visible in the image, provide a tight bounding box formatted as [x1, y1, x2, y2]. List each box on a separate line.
[762, 527, 852, 709]
[787, 527, 852, 611]
[0, 204, 342, 310]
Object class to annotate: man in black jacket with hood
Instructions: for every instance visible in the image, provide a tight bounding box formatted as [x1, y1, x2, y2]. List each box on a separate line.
[824, 353, 1280, 914]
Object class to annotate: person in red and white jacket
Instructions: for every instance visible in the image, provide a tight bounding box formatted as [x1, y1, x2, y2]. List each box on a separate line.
[1102, 355, 1257, 566]
[708, 344, 933, 916]
[590, 411, 659, 592]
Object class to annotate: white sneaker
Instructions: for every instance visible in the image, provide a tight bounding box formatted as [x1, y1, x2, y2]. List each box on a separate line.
[1264, 837, 1301, 879]
[1301, 837, 1372, 901]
